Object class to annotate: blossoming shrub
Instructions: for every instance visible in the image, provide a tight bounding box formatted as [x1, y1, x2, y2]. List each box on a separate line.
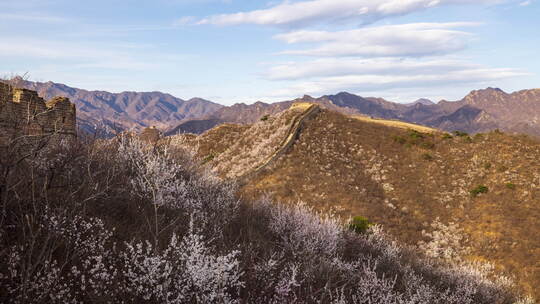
[348, 216, 373, 234]
[0, 135, 527, 303]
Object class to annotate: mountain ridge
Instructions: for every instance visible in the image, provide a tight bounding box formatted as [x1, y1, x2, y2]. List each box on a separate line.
[9, 78, 540, 138]
[11, 78, 224, 134]
[168, 87, 540, 138]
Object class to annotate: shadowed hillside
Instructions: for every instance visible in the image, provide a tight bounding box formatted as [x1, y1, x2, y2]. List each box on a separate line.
[185, 104, 540, 299]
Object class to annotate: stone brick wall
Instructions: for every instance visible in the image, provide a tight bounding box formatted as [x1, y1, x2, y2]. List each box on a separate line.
[0, 83, 76, 145]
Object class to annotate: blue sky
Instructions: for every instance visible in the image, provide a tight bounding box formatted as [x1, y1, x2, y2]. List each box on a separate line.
[0, 0, 538, 105]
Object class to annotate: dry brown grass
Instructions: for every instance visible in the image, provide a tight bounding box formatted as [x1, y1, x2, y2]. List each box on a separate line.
[352, 115, 439, 133]
[193, 107, 540, 299]
[290, 101, 315, 110]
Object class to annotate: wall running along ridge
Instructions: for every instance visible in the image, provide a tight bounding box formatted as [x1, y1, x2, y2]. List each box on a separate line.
[240, 103, 320, 182]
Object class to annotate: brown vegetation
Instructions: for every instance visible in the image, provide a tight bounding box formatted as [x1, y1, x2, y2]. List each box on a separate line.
[193, 106, 540, 299]
[1, 129, 523, 303]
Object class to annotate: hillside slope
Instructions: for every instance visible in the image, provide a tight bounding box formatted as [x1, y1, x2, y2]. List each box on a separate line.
[1, 130, 520, 303]
[187, 105, 540, 299]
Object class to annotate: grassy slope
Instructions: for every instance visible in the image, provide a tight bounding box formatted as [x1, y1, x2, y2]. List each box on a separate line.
[192, 107, 540, 299]
[352, 115, 439, 133]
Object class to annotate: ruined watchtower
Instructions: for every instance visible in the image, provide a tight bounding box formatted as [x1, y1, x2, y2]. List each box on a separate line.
[0, 82, 76, 145]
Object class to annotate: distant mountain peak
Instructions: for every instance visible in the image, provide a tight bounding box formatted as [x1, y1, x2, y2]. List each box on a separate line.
[468, 87, 508, 96]
[486, 87, 505, 92]
[187, 97, 213, 103]
[335, 91, 355, 97]
[406, 98, 434, 107]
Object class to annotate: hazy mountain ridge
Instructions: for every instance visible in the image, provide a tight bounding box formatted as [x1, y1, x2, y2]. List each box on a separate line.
[15, 79, 224, 134]
[324, 88, 540, 138]
[405, 98, 435, 106]
[11, 79, 540, 138]
[170, 87, 540, 138]
[165, 95, 360, 136]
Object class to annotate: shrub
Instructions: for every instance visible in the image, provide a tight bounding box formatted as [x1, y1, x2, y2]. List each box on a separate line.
[348, 216, 373, 234]
[442, 133, 453, 140]
[392, 135, 406, 145]
[418, 218, 469, 262]
[393, 131, 434, 149]
[260, 115, 269, 121]
[470, 185, 489, 197]
[422, 152, 434, 161]
[505, 183, 516, 190]
[453, 130, 469, 137]
[202, 152, 216, 164]
[408, 129, 425, 139]
[420, 141, 435, 149]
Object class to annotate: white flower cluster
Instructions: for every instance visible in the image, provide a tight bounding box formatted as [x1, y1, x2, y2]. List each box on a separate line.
[117, 136, 239, 241]
[267, 200, 342, 258]
[2, 211, 117, 303]
[418, 217, 469, 262]
[122, 224, 243, 303]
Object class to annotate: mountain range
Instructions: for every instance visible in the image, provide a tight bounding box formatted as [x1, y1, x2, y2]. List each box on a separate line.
[12, 78, 223, 134]
[11, 78, 540, 138]
[170, 88, 540, 138]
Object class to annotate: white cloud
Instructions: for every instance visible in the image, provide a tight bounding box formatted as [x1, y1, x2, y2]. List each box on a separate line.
[190, 0, 531, 103]
[0, 38, 163, 71]
[197, 0, 498, 27]
[0, 38, 118, 60]
[173, 16, 197, 26]
[265, 57, 482, 80]
[0, 13, 69, 23]
[274, 22, 479, 57]
[267, 62, 529, 97]
[519, 0, 532, 5]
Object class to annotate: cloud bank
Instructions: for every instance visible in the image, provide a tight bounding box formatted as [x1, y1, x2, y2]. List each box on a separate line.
[274, 22, 479, 57]
[198, 0, 497, 27]
[266, 57, 528, 97]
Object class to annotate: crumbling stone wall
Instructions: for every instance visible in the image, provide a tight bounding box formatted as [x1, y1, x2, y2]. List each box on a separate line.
[0, 82, 76, 145]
